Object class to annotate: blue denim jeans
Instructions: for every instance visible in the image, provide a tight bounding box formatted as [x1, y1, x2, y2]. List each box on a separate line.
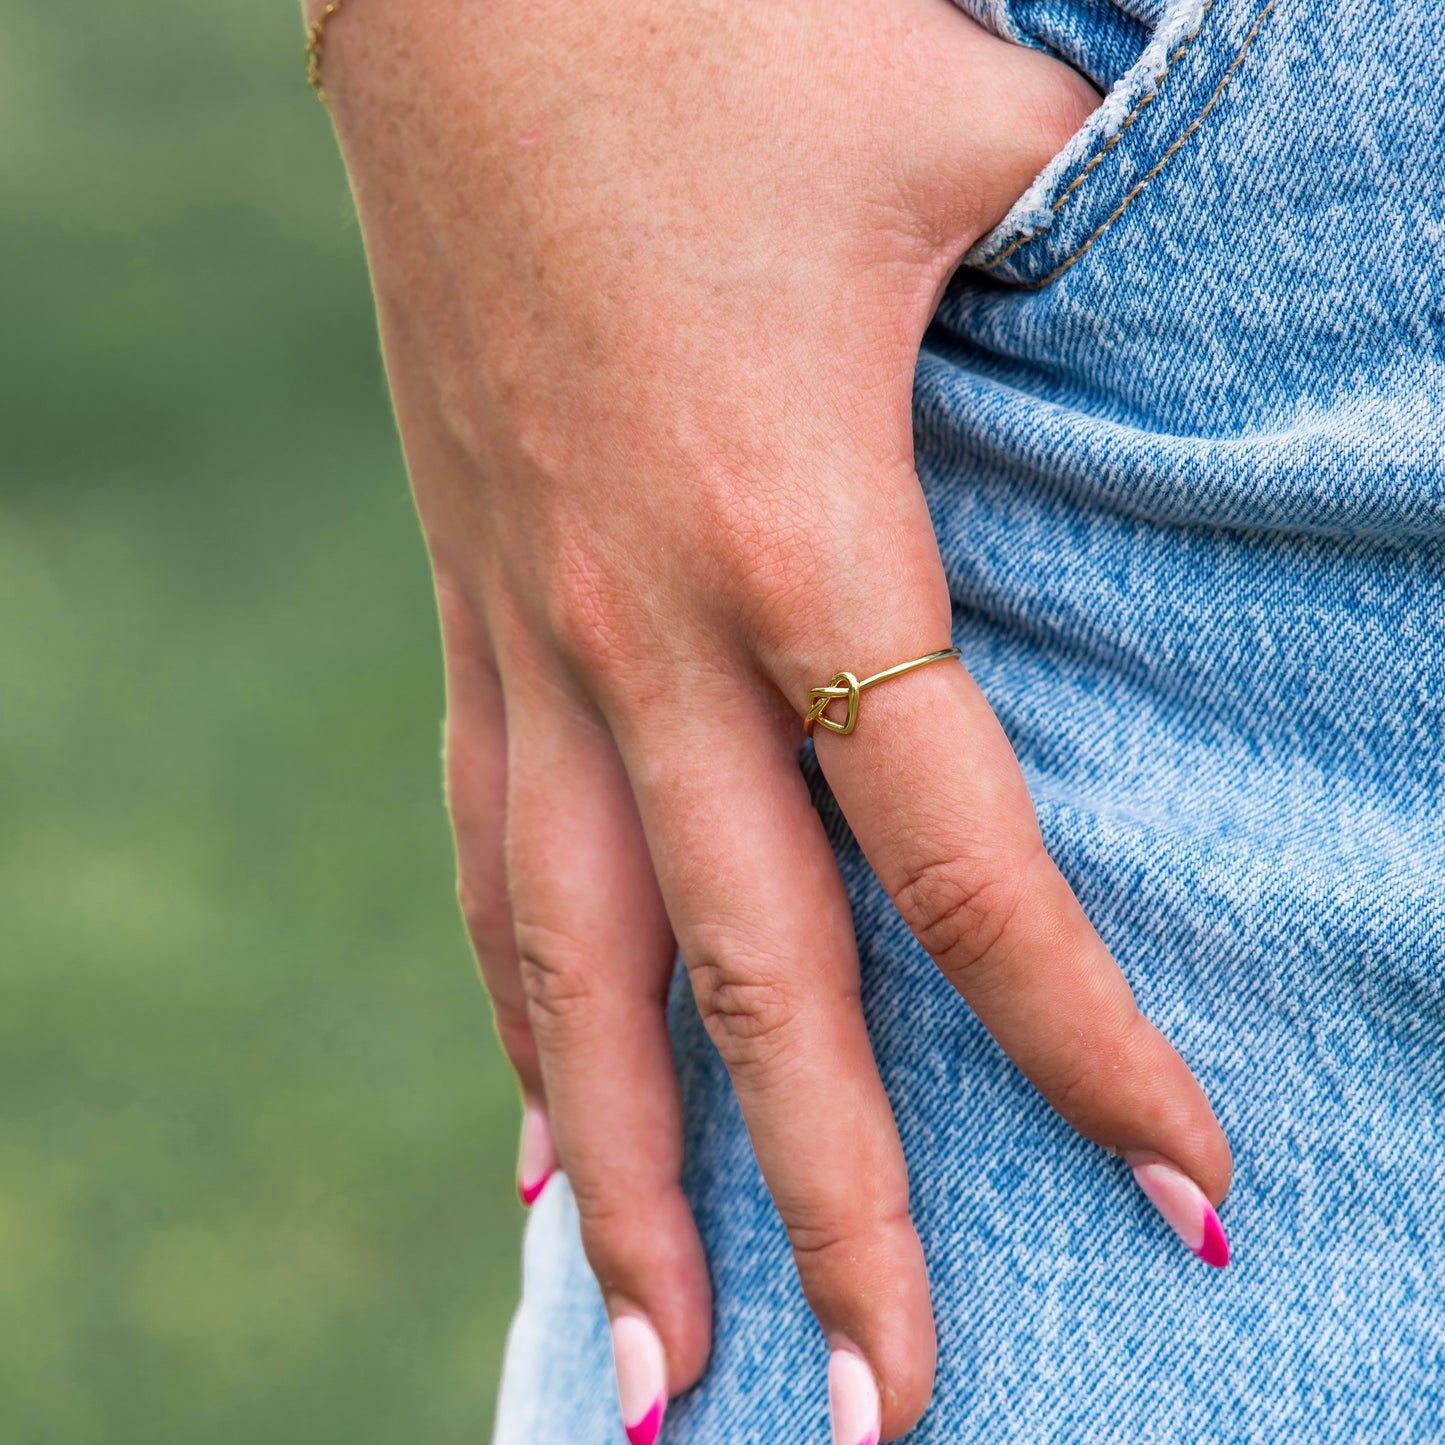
[494, 0, 1445, 1437]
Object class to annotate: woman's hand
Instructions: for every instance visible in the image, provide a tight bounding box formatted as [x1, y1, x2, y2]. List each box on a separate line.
[315, 0, 1232, 1437]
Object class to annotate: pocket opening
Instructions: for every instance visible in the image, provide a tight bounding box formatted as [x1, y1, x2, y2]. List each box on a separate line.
[956, 0, 1275, 288]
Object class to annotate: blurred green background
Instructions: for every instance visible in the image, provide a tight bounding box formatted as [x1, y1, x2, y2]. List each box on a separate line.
[1, 3, 524, 1440]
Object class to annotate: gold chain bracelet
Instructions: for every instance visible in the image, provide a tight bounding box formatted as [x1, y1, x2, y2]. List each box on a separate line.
[305, 0, 350, 103]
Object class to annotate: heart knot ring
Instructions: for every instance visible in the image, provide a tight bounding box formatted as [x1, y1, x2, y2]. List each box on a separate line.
[802, 648, 962, 738]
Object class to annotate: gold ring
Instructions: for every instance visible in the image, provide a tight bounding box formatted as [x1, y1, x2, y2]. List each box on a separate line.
[804, 647, 961, 736]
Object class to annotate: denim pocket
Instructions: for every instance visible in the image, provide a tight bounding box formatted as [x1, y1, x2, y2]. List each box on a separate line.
[962, 0, 1277, 289]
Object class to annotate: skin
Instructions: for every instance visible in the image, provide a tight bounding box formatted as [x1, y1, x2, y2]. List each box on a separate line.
[310, 0, 1233, 1435]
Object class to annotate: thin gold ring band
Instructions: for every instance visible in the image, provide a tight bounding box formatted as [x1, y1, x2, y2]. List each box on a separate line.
[804, 647, 961, 737]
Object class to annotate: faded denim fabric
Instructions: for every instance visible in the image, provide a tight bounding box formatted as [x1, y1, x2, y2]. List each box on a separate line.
[494, 0, 1445, 1437]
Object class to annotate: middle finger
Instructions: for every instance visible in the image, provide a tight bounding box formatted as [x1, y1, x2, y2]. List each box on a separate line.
[608, 671, 936, 1443]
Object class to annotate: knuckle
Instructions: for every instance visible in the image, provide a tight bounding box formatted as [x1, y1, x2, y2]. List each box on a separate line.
[667, 471, 835, 647]
[784, 1206, 917, 1309]
[514, 921, 599, 1032]
[719, 526, 846, 655]
[569, 1183, 634, 1249]
[546, 574, 620, 667]
[686, 947, 800, 1069]
[785, 1216, 866, 1269]
[1045, 1058, 1108, 1133]
[543, 536, 643, 680]
[891, 845, 1038, 980]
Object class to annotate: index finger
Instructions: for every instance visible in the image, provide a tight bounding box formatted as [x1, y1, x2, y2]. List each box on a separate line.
[804, 644, 1234, 1265]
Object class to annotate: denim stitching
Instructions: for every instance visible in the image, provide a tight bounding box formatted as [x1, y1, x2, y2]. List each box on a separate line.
[1048, 40, 1198, 208]
[1023, 0, 1276, 289]
[977, 0, 1218, 271]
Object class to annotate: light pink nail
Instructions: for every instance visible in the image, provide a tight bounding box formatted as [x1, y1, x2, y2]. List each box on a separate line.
[611, 1313, 666, 1445]
[1130, 1158, 1229, 1267]
[828, 1347, 880, 1445]
[516, 1105, 556, 1208]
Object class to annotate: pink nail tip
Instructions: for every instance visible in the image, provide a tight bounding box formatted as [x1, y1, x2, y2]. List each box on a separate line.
[612, 1314, 667, 1445]
[624, 1396, 664, 1445]
[516, 1107, 557, 1209]
[1197, 1205, 1230, 1268]
[1130, 1159, 1230, 1269]
[517, 1167, 554, 1208]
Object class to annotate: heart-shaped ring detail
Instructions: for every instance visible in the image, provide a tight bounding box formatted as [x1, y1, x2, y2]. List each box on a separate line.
[804, 671, 861, 736]
[801, 648, 962, 738]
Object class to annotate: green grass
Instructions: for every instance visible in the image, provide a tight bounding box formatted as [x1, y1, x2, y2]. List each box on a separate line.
[1, 3, 524, 1440]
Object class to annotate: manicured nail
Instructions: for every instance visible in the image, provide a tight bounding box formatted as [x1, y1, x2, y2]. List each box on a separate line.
[828, 1347, 880, 1445]
[611, 1312, 666, 1445]
[1129, 1158, 1229, 1267]
[516, 1105, 556, 1208]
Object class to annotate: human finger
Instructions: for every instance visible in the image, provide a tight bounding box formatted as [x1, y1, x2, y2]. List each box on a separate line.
[804, 642, 1233, 1264]
[610, 680, 935, 1444]
[502, 666, 712, 1443]
[438, 583, 559, 1207]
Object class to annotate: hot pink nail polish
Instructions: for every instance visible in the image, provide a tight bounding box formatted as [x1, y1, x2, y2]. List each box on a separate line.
[828, 1348, 880, 1445]
[1130, 1158, 1229, 1267]
[611, 1313, 667, 1445]
[516, 1105, 556, 1208]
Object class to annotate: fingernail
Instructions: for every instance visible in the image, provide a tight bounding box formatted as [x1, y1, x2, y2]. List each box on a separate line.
[516, 1105, 556, 1208]
[828, 1347, 880, 1445]
[611, 1312, 666, 1445]
[1129, 1157, 1229, 1267]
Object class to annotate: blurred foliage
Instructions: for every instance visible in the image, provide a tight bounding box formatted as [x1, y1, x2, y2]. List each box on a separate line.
[0, 3, 525, 1440]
